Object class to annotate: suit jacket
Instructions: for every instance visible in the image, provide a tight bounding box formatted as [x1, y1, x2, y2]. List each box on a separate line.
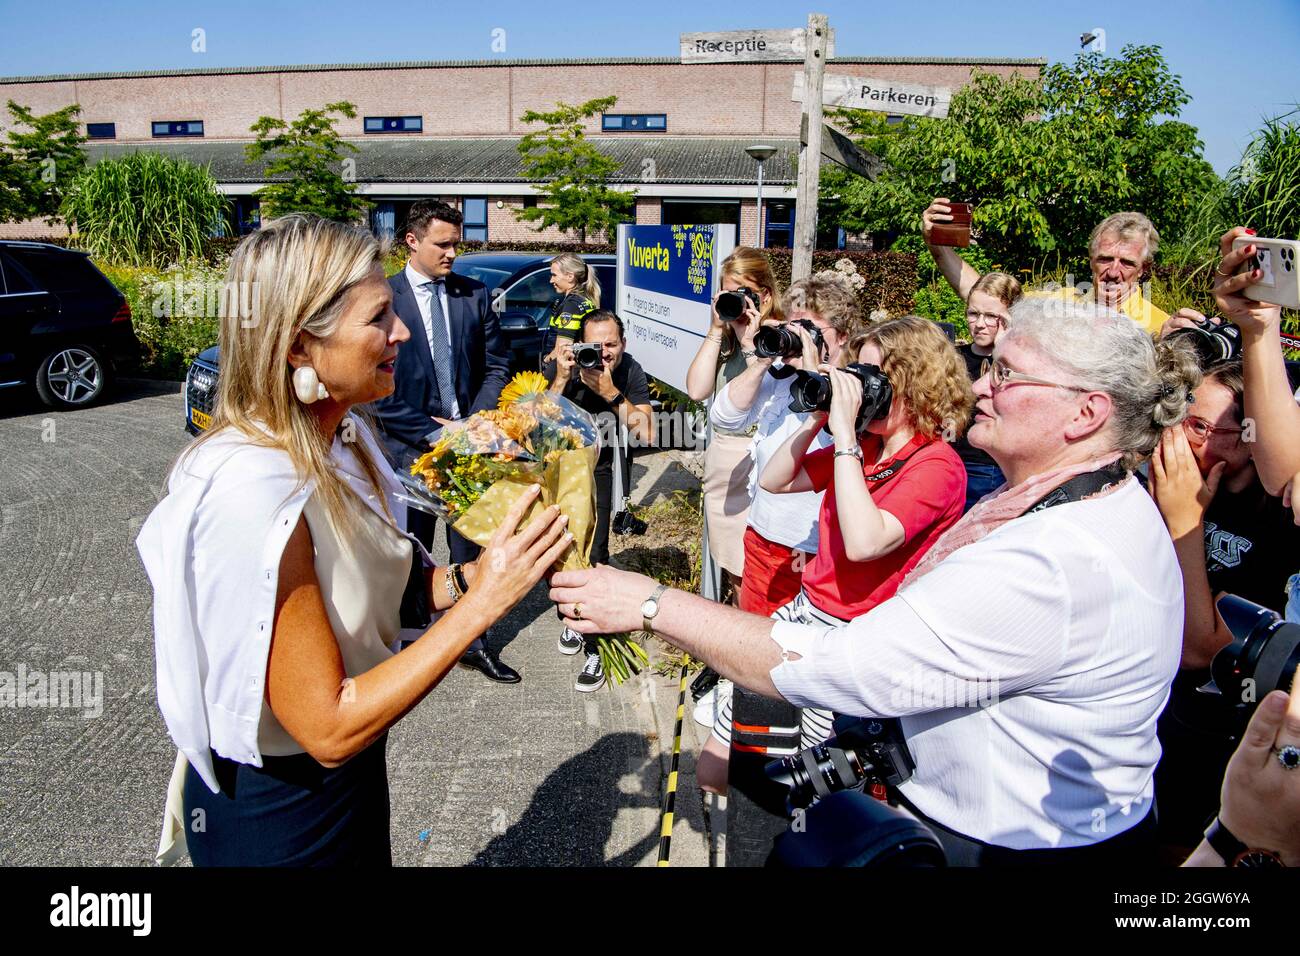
[373, 268, 510, 467]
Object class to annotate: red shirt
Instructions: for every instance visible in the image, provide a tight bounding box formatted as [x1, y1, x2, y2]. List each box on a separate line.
[800, 433, 966, 620]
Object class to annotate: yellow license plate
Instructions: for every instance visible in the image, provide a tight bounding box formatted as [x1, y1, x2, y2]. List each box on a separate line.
[190, 407, 212, 430]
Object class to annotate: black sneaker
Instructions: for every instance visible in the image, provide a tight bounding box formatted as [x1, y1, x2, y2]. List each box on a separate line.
[575, 652, 605, 693]
[558, 627, 584, 656]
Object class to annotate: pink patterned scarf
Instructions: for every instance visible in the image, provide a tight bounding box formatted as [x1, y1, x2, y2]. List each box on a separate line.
[899, 451, 1128, 589]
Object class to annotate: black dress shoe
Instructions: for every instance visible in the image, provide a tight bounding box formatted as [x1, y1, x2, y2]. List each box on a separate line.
[458, 648, 521, 684]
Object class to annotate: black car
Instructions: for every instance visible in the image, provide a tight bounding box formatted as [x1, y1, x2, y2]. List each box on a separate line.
[185, 251, 618, 433]
[0, 241, 139, 409]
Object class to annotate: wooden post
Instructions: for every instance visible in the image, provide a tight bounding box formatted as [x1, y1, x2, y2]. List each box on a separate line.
[792, 13, 829, 281]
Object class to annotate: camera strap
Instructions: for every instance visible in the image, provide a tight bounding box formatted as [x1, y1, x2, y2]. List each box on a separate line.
[861, 434, 929, 487]
[1023, 461, 1130, 515]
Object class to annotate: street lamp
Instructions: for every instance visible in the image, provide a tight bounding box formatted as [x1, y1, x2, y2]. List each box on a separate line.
[746, 144, 777, 248]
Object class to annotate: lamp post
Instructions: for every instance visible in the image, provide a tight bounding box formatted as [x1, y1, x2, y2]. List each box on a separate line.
[745, 144, 777, 248]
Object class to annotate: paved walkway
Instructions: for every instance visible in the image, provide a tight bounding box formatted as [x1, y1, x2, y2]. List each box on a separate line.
[0, 380, 712, 866]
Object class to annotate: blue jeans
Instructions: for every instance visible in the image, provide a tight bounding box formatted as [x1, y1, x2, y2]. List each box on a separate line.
[1287, 573, 1300, 624]
[963, 461, 1005, 513]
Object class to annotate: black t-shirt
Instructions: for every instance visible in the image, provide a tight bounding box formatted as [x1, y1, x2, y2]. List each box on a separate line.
[542, 351, 652, 472]
[953, 344, 996, 469]
[1156, 480, 1300, 843]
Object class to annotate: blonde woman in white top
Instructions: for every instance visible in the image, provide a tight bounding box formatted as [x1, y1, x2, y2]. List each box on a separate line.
[137, 215, 571, 866]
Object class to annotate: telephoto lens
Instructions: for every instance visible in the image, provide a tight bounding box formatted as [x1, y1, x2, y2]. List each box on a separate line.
[1169, 319, 1242, 366]
[768, 791, 947, 867]
[716, 288, 760, 321]
[764, 715, 915, 811]
[1211, 593, 1300, 710]
[786, 362, 893, 434]
[571, 343, 603, 370]
[754, 319, 823, 359]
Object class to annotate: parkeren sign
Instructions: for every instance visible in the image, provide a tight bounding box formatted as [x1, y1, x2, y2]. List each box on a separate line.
[793, 70, 952, 119]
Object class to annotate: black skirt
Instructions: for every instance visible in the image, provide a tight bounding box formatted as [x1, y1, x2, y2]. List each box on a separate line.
[182, 735, 391, 867]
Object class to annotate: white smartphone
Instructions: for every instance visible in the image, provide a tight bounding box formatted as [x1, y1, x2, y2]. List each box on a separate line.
[1231, 236, 1300, 310]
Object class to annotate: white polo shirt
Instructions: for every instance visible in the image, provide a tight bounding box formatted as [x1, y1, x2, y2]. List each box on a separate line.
[710, 368, 829, 553]
[768, 478, 1183, 849]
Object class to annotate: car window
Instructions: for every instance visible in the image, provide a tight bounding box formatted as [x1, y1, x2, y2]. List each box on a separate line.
[0, 251, 39, 294]
[450, 262, 512, 293]
[5, 247, 114, 298]
[506, 269, 560, 326]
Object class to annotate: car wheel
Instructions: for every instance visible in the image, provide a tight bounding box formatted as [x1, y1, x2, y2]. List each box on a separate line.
[35, 344, 110, 409]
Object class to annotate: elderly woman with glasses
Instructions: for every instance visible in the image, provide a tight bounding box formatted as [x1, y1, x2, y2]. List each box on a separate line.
[1149, 357, 1300, 852]
[550, 297, 1205, 864]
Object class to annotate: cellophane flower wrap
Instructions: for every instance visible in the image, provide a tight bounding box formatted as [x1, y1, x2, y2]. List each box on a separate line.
[409, 372, 649, 684]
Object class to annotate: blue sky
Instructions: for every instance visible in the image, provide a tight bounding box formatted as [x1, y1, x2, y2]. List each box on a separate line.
[1, 0, 1296, 173]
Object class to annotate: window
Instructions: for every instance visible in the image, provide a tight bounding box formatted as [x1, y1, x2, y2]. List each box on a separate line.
[505, 269, 561, 328]
[601, 114, 667, 132]
[364, 116, 422, 134]
[152, 121, 204, 137]
[522, 195, 537, 209]
[662, 199, 739, 230]
[765, 201, 794, 249]
[462, 197, 488, 243]
[86, 123, 116, 139]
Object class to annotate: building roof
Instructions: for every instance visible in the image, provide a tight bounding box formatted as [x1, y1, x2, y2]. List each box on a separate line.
[84, 137, 801, 186]
[1, 55, 1046, 85]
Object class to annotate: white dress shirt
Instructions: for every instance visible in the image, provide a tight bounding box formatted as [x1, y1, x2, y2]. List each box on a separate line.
[404, 261, 460, 418]
[710, 367, 829, 553]
[136, 418, 431, 794]
[768, 478, 1183, 849]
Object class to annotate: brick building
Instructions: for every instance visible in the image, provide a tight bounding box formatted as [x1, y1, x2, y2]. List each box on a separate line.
[0, 54, 1043, 243]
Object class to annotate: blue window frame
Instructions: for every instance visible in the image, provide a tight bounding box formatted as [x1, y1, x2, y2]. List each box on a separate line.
[364, 116, 423, 134]
[601, 114, 667, 132]
[462, 197, 488, 243]
[152, 121, 204, 137]
[765, 201, 794, 249]
[86, 123, 116, 139]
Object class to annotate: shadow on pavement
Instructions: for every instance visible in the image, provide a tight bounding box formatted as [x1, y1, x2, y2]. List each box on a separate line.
[0, 376, 181, 420]
[470, 731, 684, 866]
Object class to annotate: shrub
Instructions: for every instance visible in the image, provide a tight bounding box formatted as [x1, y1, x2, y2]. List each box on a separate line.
[60, 152, 230, 267]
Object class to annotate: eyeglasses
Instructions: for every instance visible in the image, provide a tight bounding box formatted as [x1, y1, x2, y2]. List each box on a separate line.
[966, 311, 1007, 328]
[986, 359, 1092, 393]
[1183, 415, 1244, 443]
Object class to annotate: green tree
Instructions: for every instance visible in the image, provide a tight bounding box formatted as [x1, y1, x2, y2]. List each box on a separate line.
[60, 151, 229, 267]
[246, 102, 370, 222]
[0, 101, 88, 224]
[821, 45, 1218, 271]
[515, 96, 635, 243]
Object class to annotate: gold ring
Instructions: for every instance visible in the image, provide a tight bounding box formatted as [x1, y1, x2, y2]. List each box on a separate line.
[573, 603, 584, 620]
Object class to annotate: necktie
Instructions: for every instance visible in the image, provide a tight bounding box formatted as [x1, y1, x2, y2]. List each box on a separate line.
[423, 279, 457, 419]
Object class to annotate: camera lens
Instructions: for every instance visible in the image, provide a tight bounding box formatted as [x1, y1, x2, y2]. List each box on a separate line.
[754, 325, 796, 358]
[789, 370, 831, 413]
[1212, 594, 1300, 707]
[716, 291, 745, 320]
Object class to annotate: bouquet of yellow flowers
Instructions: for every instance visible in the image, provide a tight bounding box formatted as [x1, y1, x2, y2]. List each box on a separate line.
[407, 371, 649, 684]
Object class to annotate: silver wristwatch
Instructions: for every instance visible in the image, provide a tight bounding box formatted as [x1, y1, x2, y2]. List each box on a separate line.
[641, 583, 669, 634]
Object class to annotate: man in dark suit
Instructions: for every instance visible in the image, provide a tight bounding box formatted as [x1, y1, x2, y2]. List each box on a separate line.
[373, 199, 519, 683]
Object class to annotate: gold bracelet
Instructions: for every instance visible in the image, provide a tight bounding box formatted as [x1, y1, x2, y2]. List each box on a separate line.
[444, 563, 464, 604]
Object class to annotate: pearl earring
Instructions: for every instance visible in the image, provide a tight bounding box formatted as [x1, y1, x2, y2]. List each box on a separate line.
[292, 366, 329, 404]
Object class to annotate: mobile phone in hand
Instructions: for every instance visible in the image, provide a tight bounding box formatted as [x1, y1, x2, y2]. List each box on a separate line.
[1231, 236, 1300, 310]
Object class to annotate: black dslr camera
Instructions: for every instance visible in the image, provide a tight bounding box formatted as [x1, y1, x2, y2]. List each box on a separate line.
[1204, 594, 1300, 724]
[788, 362, 893, 434]
[571, 342, 604, 370]
[1168, 317, 1242, 367]
[765, 714, 916, 813]
[716, 288, 761, 321]
[754, 319, 824, 359]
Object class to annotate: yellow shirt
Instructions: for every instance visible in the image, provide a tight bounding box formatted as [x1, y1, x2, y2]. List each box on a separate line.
[1026, 287, 1169, 337]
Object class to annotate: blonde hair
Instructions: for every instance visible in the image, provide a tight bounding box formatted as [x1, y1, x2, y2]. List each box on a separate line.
[1089, 212, 1160, 267]
[968, 271, 1022, 308]
[552, 252, 601, 308]
[720, 246, 785, 356]
[184, 214, 393, 533]
[849, 316, 974, 440]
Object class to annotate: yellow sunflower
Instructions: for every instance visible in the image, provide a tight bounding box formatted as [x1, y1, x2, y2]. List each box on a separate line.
[498, 371, 550, 409]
